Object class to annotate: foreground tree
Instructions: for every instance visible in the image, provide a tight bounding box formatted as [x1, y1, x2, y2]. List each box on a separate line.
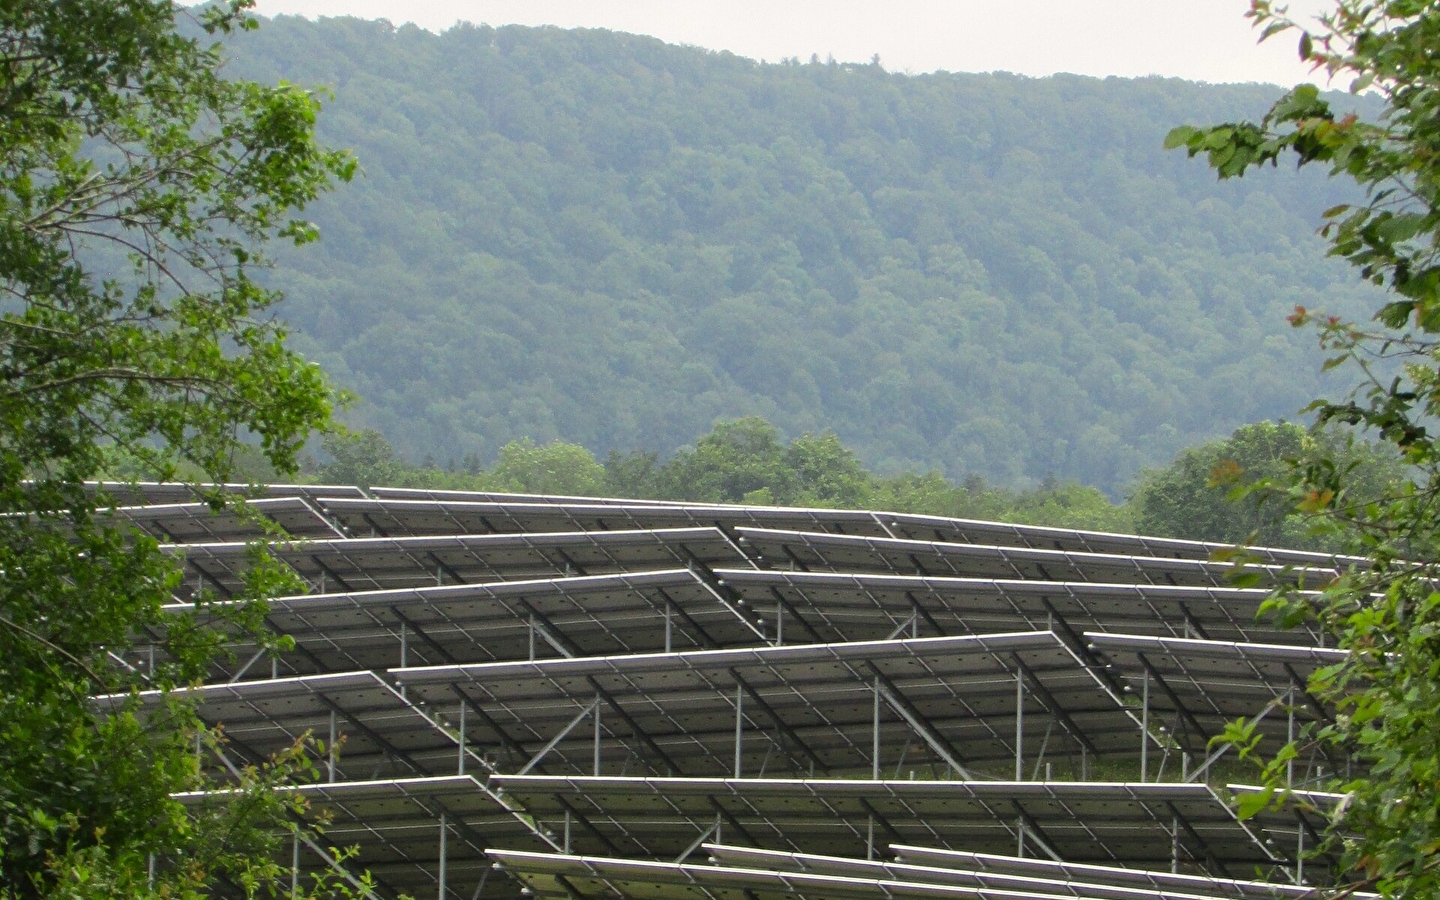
[1169, 2, 1440, 895]
[0, 1, 353, 897]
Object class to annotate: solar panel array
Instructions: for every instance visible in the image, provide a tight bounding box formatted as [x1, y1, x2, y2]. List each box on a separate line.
[107, 483, 1361, 900]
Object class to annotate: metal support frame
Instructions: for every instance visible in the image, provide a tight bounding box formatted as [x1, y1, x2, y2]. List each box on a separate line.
[438, 813, 448, 900]
[1141, 669, 1150, 782]
[872, 677, 882, 781]
[1015, 668, 1025, 781]
[675, 815, 722, 864]
[517, 698, 601, 776]
[734, 683, 744, 778]
[1186, 700, 1280, 783]
[593, 696, 602, 776]
[328, 710, 337, 782]
[731, 670, 828, 776]
[228, 648, 268, 684]
[457, 701, 467, 775]
[868, 670, 972, 779]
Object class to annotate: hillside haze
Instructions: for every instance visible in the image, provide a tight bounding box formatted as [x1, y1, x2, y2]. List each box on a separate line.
[226, 17, 1378, 493]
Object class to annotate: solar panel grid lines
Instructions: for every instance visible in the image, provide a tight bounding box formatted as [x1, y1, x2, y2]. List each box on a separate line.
[97, 487, 1364, 900]
[698, 843, 1286, 900]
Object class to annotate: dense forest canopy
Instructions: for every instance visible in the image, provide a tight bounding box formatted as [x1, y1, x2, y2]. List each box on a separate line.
[221, 16, 1381, 493]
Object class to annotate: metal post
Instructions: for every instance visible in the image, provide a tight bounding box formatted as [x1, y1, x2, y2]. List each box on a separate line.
[271, 656, 278, 680]
[1015, 669, 1024, 781]
[775, 600, 784, 646]
[1171, 816, 1179, 873]
[328, 710, 337, 782]
[867, 814, 875, 860]
[593, 696, 602, 776]
[734, 683, 744, 778]
[564, 809, 571, 854]
[1016, 818, 1025, 857]
[438, 813, 448, 900]
[528, 617, 536, 661]
[1297, 822, 1305, 883]
[400, 622, 408, 667]
[1287, 684, 1296, 788]
[664, 606, 672, 653]
[873, 677, 882, 781]
[458, 701, 466, 775]
[1141, 670, 1150, 783]
[291, 830, 300, 899]
[1081, 744, 1088, 781]
[148, 854, 155, 890]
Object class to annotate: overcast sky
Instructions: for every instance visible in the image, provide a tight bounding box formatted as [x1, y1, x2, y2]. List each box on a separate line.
[250, 0, 1337, 85]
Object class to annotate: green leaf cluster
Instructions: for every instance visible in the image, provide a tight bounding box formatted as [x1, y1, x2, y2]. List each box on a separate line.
[0, 2, 353, 897]
[1173, 3, 1440, 895]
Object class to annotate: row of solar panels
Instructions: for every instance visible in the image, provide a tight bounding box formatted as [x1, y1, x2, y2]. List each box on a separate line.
[106, 485, 1355, 900]
[99, 482, 1358, 567]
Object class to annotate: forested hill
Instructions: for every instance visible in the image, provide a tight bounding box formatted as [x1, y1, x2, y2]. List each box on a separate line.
[224, 16, 1380, 493]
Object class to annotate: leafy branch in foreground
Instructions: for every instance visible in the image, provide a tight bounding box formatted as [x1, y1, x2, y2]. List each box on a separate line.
[1169, 2, 1440, 895]
[0, 1, 354, 897]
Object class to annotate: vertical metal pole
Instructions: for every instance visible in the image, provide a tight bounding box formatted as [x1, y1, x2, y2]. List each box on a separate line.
[528, 617, 536, 661]
[291, 830, 300, 899]
[873, 678, 882, 780]
[1287, 684, 1296, 788]
[911, 615, 918, 639]
[593, 696, 602, 776]
[148, 854, 155, 890]
[1297, 822, 1305, 883]
[664, 606, 672, 653]
[867, 814, 875, 860]
[438, 813, 448, 900]
[400, 622, 408, 667]
[328, 710, 337, 782]
[149, 645, 155, 677]
[458, 701, 467, 775]
[1141, 670, 1150, 783]
[775, 600, 784, 646]
[1171, 816, 1179, 873]
[734, 683, 744, 778]
[1015, 669, 1024, 781]
[564, 810, 571, 854]
[1081, 744, 1088, 781]
[271, 656, 278, 680]
[1016, 819, 1025, 857]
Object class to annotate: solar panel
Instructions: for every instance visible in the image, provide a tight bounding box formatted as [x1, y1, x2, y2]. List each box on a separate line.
[392, 632, 1134, 779]
[167, 527, 749, 596]
[733, 529, 1327, 590]
[329, 493, 1361, 569]
[1084, 634, 1347, 761]
[164, 569, 761, 679]
[90, 484, 1350, 895]
[700, 843, 1299, 900]
[486, 777, 1279, 878]
[123, 671, 471, 782]
[182, 776, 550, 900]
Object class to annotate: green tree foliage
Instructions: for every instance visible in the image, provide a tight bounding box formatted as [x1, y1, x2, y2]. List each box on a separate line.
[0, 1, 352, 897]
[1132, 420, 1402, 548]
[1170, 2, 1440, 895]
[313, 419, 1140, 532]
[218, 17, 1391, 493]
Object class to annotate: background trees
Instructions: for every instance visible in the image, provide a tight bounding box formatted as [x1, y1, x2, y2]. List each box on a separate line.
[218, 17, 1387, 493]
[0, 1, 351, 896]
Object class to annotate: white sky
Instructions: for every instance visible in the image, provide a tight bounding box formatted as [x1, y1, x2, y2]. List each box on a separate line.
[250, 0, 1337, 85]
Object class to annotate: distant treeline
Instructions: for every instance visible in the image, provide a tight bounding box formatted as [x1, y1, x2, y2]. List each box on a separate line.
[214, 18, 1384, 493]
[294, 417, 1401, 550]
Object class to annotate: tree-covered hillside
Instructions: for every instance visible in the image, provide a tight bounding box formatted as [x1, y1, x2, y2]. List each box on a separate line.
[224, 17, 1379, 493]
